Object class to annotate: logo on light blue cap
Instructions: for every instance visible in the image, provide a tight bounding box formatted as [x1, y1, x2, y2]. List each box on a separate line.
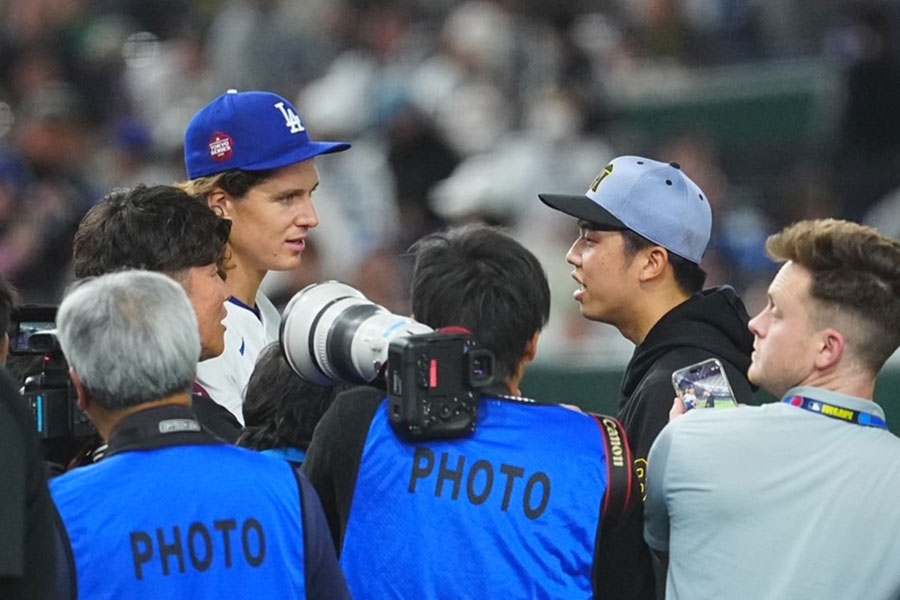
[585, 156, 712, 263]
[589, 163, 614, 192]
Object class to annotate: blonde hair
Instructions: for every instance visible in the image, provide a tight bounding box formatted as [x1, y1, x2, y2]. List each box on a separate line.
[176, 175, 222, 199]
[176, 168, 275, 200]
[766, 218, 900, 372]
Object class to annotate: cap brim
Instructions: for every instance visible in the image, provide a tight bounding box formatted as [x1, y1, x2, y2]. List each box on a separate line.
[537, 193, 628, 230]
[241, 141, 352, 172]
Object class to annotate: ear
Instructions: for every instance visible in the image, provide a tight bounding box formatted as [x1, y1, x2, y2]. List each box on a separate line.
[69, 368, 90, 412]
[523, 332, 540, 364]
[206, 188, 233, 219]
[637, 246, 670, 283]
[814, 328, 845, 371]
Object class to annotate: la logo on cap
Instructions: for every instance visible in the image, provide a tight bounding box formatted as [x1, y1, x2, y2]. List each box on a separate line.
[208, 132, 234, 163]
[275, 102, 305, 134]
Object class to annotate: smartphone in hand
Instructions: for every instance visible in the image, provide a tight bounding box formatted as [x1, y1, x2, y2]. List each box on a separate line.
[671, 358, 737, 411]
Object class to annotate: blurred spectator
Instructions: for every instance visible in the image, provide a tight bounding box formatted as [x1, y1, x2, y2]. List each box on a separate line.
[864, 185, 900, 242]
[351, 245, 408, 314]
[206, 0, 335, 93]
[0, 82, 95, 302]
[385, 103, 456, 250]
[833, 3, 900, 221]
[90, 117, 174, 191]
[0, 0, 879, 360]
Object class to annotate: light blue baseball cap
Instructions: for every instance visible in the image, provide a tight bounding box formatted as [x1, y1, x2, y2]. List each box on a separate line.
[538, 155, 712, 263]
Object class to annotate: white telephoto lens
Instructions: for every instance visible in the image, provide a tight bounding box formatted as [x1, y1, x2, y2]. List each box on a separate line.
[280, 281, 431, 386]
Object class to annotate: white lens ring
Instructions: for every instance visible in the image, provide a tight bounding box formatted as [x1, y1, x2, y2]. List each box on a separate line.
[281, 281, 364, 384]
[280, 280, 433, 386]
[312, 296, 371, 382]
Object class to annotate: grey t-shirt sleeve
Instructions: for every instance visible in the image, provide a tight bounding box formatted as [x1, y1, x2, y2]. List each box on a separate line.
[643, 421, 676, 551]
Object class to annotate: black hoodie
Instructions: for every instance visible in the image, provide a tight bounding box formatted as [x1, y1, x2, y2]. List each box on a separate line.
[618, 286, 757, 492]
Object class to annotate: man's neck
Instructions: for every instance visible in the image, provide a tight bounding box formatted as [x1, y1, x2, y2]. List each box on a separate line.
[793, 370, 876, 402]
[225, 253, 265, 306]
[623, 287, 692, 346]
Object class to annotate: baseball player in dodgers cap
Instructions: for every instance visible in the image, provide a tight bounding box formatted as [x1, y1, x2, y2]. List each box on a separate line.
[180, 89, 350, 424]
[537, 156, 757, 561]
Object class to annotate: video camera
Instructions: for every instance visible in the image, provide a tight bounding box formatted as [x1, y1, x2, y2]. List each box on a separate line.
[9, 305, 93, 440]
[280, 282, 495, 440]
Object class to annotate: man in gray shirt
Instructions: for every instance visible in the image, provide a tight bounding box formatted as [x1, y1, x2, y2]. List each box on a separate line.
[644, 219, 900, 600]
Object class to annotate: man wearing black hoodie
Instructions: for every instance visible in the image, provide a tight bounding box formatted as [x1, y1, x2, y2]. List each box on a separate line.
[539, 156, 756, 594]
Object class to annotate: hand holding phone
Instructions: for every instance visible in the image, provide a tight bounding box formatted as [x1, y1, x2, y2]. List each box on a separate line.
[671, 358, 737, 411]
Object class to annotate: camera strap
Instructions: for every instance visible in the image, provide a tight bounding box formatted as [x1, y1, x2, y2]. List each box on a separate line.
[591, 414, 633, 520]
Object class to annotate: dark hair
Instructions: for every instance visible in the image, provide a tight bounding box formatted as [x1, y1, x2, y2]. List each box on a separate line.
[0, 274, 20, 336]
[207, 169, 276, 197]
[409, 225, 551, 384]
[238, 344, 343, 451]
[177, 169, 276, 200]
[618, 228, 707, 294]
[766, 218, 900, 373]
[72, 185, 231, 278]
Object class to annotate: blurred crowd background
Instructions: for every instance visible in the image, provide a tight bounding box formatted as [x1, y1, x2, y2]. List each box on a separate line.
[2, 0, 900, 367]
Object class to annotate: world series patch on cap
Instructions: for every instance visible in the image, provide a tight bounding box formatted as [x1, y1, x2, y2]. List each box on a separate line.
[538, 155, 712, 264]
[184, 89, 351, 179]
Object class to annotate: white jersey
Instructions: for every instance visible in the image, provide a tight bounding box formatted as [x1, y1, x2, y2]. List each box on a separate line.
[195, 293, 281, 425]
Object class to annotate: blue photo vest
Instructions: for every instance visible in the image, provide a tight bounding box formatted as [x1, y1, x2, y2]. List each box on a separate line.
[340, 397, 610, 599]
[51, 445, 306, 599]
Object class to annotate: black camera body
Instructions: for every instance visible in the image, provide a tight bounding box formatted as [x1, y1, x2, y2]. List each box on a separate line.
[22, 357, 93, 440]
[10, 305, 92, 440]
[281, 282, 497, 441]
[386, 331, 494, 440]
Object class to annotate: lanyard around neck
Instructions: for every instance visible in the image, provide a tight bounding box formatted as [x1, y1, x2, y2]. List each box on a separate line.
[784, 395, 888, 430]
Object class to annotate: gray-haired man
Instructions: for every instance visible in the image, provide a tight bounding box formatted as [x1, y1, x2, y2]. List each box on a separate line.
[49, 270, 349, 600]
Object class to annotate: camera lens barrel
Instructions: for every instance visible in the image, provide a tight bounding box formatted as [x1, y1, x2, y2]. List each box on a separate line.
[326, 303, 381, 383]
[281, 281, 431, 386]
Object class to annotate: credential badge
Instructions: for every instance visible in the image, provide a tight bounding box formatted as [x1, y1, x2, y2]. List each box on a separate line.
[274, 102, 305, 134]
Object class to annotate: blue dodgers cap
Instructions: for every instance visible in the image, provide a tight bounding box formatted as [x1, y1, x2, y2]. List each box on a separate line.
[538, 155, 712, 263]
[184, 89, 351, 179]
